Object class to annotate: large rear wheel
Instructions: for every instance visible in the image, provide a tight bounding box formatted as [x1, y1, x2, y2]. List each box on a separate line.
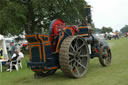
[59, 36, 90, 78]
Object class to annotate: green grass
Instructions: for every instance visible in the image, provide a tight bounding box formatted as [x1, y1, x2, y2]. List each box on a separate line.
[0, 37, 128, 85]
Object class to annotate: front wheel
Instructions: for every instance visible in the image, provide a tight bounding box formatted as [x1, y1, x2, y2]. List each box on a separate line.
[98, 46, 112, 66]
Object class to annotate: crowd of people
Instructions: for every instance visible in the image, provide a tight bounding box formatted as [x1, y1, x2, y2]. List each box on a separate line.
[103, 31, 123, 40]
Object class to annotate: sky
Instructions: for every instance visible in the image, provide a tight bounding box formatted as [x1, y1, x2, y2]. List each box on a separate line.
[85, 0, 128, 31]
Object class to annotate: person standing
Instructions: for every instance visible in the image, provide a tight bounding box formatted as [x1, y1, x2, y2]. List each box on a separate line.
[10, 42, 16, 57]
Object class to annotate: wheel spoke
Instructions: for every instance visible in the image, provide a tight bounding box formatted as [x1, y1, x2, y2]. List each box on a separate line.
[106, 59, 109, 64]
[78, 50, 82, 54]
[69, 58, 75, 63]
[77, 58, 82, 63]
[77, 43, 84, 51]
[104, 53, 108, 58]
[69, 52, 74, 56]
[106, 52, 111, 64]
[79, 54, 88, 58]
[74, 38, 78, 49]
[74, 66, 80, 75]
[105, 53, 109, 62]
[76, 61, 86, 69]
[103, 50, 108, 63]
[70, 44, 76, 52]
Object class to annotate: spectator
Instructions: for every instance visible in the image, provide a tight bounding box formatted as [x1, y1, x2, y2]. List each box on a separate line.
[104, 33, 107, 40]
[115, 31, 119, 39]
[10, 42, 16, 57]
[8, 43, 11, 58]
[113, 32, 117, 39]
[107, 33, 111, 40]
[6, 49, 24, 72]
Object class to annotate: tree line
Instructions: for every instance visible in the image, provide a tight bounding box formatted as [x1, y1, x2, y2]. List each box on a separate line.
[97, 25, 128, 34]
[0, 0, 87, 35]
[120, 25, 128, 33]
[1, 0, 127, 36]
[94, 26, 113, 34]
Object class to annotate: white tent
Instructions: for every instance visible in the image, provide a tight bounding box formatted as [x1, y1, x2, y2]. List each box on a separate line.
[0, 34, 8, 58]
[110, 32, 115, 36]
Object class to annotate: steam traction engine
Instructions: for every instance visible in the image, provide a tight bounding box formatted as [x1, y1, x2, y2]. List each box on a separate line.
[25, 6, 112, 78]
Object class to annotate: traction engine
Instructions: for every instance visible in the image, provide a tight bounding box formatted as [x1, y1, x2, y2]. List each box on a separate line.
[25, 5, 112, 78]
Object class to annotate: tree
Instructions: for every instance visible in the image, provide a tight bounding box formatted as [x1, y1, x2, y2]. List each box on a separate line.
[93, 28, 101, 33]
[101, 26, 113, 33]
[0, 0, 87, 35]
[0, 0, 27, 35]
[91, 23, 95, 30]
[120, 25, 128, 33]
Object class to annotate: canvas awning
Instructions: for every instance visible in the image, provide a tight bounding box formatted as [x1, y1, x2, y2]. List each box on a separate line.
[0, 34, 8, 58]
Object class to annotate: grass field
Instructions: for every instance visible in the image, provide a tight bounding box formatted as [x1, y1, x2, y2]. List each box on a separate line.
[0, 37, 128, 85]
